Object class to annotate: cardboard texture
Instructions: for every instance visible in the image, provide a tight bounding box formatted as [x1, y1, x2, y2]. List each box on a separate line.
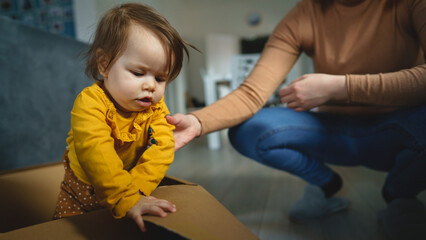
[0, 163, 258, 240]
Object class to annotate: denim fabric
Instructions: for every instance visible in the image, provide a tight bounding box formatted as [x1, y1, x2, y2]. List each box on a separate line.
[228, 105, 426, 199]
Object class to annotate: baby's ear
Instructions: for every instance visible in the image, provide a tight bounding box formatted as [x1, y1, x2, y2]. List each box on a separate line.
[96, 49, 110, 78]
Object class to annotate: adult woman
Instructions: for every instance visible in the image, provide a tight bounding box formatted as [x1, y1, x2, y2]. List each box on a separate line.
[167, 0, 426, 238]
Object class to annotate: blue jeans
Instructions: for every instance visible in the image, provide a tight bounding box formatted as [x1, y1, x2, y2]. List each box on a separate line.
[228, 105, 426, 199]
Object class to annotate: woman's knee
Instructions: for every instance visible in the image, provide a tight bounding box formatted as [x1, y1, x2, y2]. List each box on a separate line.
[228, 123, 290, 167]
[387, 104, 426, 147]
[228, 123, 260, 160]
[228, 108, 318, 160]
[229, 124, 330, 179]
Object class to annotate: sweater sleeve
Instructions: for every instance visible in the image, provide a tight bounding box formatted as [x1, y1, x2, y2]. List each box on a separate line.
[192, 3, 310, 135]
[129, 101, 175, 196]
[71, 91, 141, 219]
[347, 0, 426, 106]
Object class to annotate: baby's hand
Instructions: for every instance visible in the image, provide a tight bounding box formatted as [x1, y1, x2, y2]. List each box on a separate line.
[126, 195, 176, 232]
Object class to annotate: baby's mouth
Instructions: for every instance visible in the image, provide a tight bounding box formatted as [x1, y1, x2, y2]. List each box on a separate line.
[136, 97, 152, 107]
[140, 97, 152, 103]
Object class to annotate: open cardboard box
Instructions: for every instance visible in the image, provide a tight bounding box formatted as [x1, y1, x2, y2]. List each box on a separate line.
[0, 163, 258, 239]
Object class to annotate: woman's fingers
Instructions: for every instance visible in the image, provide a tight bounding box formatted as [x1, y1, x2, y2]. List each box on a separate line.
[166, 113, 201, 151]
[278, 85, 293, 97]
[280, 92, 296, 104]
[165, 114, 180, 126]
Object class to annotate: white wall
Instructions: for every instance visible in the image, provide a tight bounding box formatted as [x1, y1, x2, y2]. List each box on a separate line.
[168, 0, 299, 102]
[76, 0, 300, 102]
[73, 0, 97, 43]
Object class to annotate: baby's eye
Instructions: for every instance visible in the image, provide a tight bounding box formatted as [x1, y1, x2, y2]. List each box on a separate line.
[155, 77, 166, 82]
[131, 71, 144, 76]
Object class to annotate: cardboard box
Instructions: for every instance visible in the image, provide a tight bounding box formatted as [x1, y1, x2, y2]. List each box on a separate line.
[0, 163, 258, 239]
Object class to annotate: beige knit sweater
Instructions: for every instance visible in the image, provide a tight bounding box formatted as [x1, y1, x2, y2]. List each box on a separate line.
[193, 0, 426, 135]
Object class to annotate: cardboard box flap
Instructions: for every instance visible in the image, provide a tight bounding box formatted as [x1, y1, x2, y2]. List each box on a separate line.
[146, 184, 258, 240]
[159, 175, 198, 186]
[0, 209, 187, 240]
[1, 173, 259, 240]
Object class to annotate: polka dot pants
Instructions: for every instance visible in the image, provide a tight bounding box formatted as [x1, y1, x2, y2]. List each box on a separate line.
[52, 150, 103, 220]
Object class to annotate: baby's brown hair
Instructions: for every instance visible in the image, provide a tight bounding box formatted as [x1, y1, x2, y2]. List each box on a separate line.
[85, 3, 195, 82]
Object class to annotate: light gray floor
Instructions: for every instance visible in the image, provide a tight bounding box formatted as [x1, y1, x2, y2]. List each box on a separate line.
[167, 131, 426, 240]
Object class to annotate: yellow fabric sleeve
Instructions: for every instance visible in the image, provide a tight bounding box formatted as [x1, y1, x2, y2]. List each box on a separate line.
[129, 102, 175, 197]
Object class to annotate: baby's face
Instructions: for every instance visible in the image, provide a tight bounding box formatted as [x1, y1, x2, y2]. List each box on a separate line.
[103, 24, 168, 113]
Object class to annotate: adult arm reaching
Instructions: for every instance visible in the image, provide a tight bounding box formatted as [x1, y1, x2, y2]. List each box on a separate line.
[168, 0, 426, 150]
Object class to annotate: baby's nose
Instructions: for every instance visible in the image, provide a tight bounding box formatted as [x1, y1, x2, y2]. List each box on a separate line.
[142, 77, 156, 91]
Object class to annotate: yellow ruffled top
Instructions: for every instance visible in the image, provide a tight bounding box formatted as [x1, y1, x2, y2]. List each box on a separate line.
[66, 82, 175, 219]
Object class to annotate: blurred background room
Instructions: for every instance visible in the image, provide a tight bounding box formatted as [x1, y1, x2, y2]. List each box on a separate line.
[1, 1, 424, 239]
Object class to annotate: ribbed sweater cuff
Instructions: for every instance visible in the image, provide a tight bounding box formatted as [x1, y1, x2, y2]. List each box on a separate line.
[190, 110, 210, 136]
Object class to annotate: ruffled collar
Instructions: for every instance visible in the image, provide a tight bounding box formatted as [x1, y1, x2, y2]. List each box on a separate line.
[94, 81, 162, 144]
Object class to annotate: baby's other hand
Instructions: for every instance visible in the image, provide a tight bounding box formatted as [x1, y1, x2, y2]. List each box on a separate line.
[126, 195, 176, 232]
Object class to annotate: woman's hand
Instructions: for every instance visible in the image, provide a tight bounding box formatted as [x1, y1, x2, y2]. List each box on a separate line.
[279, 74, 347, 111]
[126, 196, 176, 232]
[166, 114, 201, 151]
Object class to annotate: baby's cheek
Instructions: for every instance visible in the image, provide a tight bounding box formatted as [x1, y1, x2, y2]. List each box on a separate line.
[155, 90, 165, 103]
